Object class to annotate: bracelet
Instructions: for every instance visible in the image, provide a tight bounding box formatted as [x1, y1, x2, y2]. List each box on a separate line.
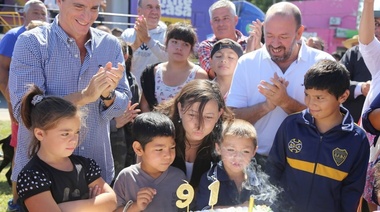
[123, 200, 134, 212]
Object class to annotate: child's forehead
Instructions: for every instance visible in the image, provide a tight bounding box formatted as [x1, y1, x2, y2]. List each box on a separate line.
[305, 88, 337, 98]
[214, 48, 238, 55]
[169, 37, 189, 43]
[305, 88, 330, 94]
[147, 136, 175, 146]
[222, 135, 255, 146]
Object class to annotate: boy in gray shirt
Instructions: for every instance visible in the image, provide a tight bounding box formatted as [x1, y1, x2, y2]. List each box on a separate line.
[113, 112, 186, 212]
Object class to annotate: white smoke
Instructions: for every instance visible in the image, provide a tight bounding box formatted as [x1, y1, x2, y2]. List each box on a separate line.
[242, 158, 282, 206]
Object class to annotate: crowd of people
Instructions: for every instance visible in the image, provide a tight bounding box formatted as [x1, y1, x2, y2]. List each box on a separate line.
[1, 0, 380, 211]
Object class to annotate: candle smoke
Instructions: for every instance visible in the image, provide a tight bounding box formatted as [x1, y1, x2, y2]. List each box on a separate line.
[243, 159, 282, 206]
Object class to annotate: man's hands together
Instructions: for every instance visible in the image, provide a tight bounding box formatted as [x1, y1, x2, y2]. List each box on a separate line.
[258, 73, 290, 111]
[82, 62, 125, 104]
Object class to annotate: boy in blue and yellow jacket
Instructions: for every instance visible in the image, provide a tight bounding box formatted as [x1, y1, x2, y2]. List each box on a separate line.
[268, 59, 370, 212]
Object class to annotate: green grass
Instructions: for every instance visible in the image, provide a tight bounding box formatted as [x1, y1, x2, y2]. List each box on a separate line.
[0, 120, 12, 211]
[0, 120, 11, 140]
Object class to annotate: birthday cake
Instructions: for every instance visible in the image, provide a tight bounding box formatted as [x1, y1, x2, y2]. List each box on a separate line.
[194, 205, 272, 212]
[179, 161, 278, 212]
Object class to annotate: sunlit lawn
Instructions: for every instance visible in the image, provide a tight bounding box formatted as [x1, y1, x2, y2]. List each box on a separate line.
[0, 120, 12, 211]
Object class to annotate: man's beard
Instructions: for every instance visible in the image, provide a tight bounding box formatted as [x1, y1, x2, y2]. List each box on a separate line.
[268, 39, 297, 62]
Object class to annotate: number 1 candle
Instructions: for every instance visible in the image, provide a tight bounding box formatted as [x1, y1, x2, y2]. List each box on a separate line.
[208, 179, 220, 209]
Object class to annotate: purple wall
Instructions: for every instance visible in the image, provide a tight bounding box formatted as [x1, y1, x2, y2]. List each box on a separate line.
[293, 0, 360, 53]
[130, 0, 216, 41]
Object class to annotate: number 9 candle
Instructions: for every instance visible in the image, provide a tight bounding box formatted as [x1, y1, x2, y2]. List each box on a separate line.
[176, 181, 194, 212]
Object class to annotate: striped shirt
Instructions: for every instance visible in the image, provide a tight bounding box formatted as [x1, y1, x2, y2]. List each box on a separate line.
[197, 29, 248, 76]
[9, 16, 130, 184]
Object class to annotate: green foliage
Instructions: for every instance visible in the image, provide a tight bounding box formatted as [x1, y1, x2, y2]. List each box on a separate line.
[247, 0, 277, 14]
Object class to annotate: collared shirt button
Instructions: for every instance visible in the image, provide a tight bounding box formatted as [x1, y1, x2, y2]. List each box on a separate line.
[75, 54, 79, 58]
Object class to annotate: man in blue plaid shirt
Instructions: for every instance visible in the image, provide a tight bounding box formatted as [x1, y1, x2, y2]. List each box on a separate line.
[9, 0, 130, 185]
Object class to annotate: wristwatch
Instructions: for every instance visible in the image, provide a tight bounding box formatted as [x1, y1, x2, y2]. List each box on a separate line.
[100, 90, 115, 100]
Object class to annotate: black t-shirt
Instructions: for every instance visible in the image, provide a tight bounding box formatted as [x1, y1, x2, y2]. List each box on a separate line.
[17, 155, 101, 205]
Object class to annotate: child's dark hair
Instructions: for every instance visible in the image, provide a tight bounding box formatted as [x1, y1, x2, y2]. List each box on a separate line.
[331, 51, 342, 61]
[165, 22, 197, 51]
[21, 84, 79, 158]
[304, 59, 350, 99]
[117, 38, 133, 72]
[132, 112, 175, 149]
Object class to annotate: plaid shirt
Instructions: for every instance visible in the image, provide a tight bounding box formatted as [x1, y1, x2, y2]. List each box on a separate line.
[197, 30, 247, 78]
[9, 17, 130, 184]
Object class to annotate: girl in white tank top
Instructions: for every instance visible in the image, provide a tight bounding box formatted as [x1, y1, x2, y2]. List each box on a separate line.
[140, 22, 208, 112]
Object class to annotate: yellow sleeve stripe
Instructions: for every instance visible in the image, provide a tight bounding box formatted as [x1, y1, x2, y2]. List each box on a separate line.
[315, 163, 348, 181]
[287, 157, 316, 173]
[287, 157, 348, 181]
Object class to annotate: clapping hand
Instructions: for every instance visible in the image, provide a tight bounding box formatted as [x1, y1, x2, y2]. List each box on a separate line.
[246, 19, 263, 53]
[361, 80, 371, 96]
[81, 62, 124, 103]
[81, 65, 112, 103]
[100, 62, 125, 98]
[258, 73, 289, 108]
[115, 101, 141, 128]
[131, 17, 144, 50]
[135, 15, 150, 44]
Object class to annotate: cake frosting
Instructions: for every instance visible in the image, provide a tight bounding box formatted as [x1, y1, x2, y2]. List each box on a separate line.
[193, 205, 272, 212]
